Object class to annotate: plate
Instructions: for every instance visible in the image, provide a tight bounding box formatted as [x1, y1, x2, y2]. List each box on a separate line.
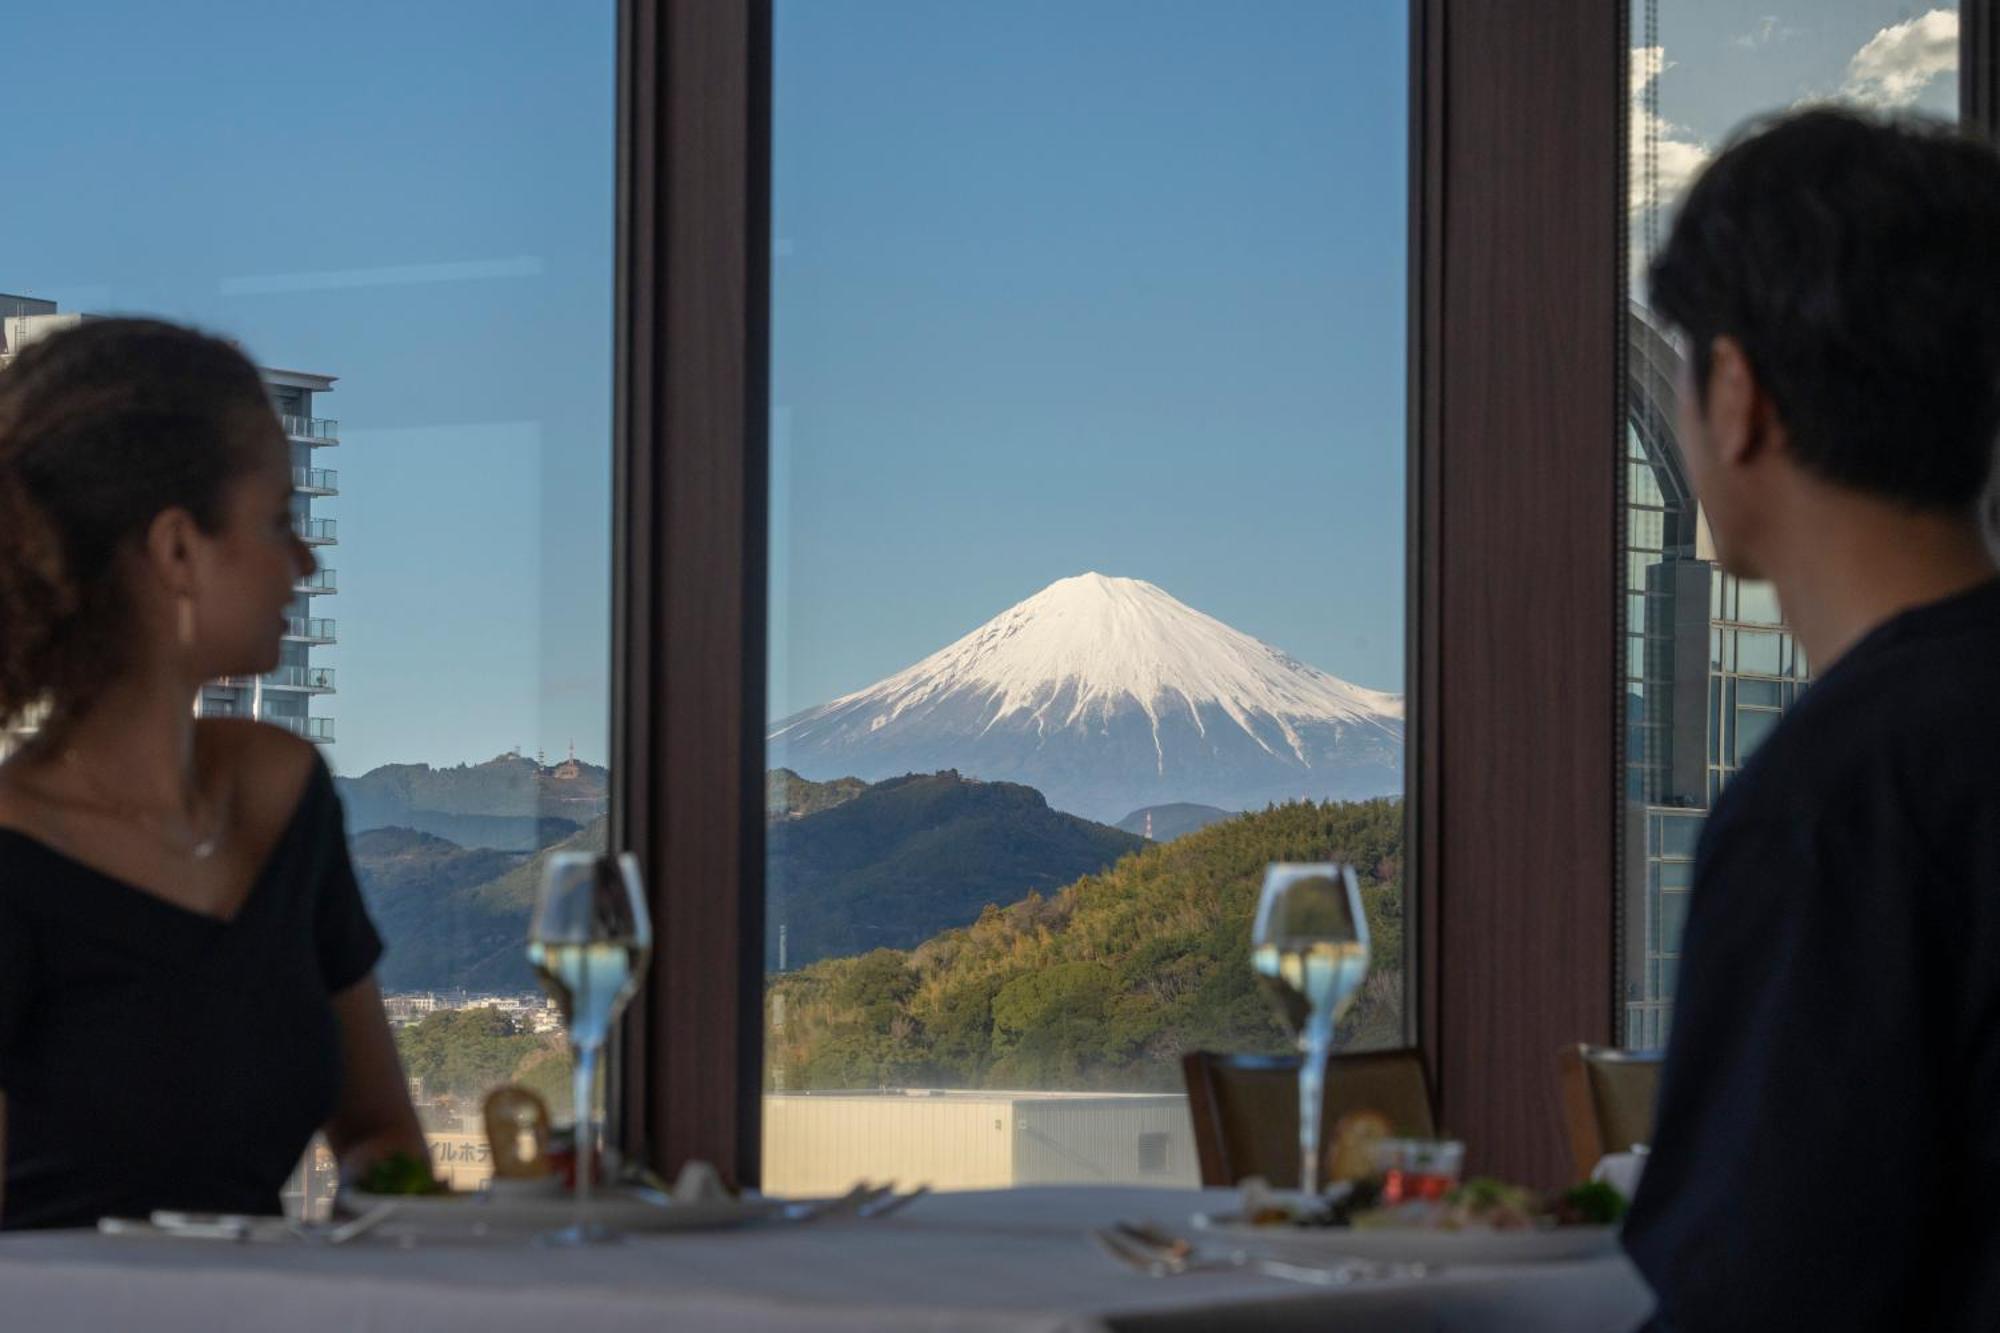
[339, 1187, 788, 1236]
[1191, 1212, 1620, 1265]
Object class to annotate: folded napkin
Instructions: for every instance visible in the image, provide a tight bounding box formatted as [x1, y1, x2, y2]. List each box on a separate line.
[670, 1160, 730, 1204]
[1591, 1146, 1648, 1202]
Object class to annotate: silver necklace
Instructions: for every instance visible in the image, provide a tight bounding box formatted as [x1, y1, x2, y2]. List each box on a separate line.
[60, 748, 224, 861]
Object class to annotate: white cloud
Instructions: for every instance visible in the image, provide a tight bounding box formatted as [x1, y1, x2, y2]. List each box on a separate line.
[1631, 46, 1711, 216]
[1630, 44, 1671, 99]
[1842, 8, 1957, 108]
[1732, 16, 1796, 50]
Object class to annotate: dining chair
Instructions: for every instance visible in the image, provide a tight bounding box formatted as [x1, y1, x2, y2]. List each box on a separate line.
[1180, 1048, 1437, 1189]
[1557, 1043, 1663, 1182]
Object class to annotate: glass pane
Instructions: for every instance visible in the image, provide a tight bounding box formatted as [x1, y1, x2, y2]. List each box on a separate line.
[2, 7, 616, 1215]
[1659, 812, 1702, 859]
[1736, 580, 1783, 625]
[1660, 892, 1690, 956]
[1737, 678, 1781, 708]
[765, 0, 1409, 1194]
[1619, 1, 1954, 1044]
[1734, 708, 1780, 763]
[1737, 631, 1782, 677]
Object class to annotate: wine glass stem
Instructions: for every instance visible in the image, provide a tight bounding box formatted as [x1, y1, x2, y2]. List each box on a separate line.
[574, 1040, 600, 1230]
[1299, 1035, 1330, 1198]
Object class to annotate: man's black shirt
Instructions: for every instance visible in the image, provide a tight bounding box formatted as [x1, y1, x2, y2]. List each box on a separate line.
[1625, 577, 2000, 1331]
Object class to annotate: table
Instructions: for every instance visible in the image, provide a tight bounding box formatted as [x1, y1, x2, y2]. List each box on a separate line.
[0, 1186, 1654, 1332]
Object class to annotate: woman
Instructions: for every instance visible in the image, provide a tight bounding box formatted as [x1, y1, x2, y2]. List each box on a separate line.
[0, 317, 426, 1228]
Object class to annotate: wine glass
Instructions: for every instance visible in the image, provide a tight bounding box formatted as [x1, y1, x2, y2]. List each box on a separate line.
[527, 851, 652, 1244]
[1250, 862, 1370, 1201]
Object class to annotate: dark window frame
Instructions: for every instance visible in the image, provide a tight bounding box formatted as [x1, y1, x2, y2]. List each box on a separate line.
[612, 0, 2000, 1190]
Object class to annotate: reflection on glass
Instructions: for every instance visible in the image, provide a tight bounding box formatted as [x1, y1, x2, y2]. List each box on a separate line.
[1619, 1, 1955, 1047]
[2, 4, 617, 1214]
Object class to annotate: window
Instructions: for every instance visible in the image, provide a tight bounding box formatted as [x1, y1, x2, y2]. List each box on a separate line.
[763, 0, 1410, 1193]
[1620, 1, 1959, 1047]
[4, 5, 616, 1212]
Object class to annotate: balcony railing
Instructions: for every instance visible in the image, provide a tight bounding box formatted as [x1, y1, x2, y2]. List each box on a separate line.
[282, 617, 336, 644]
[259, 666, 336, 693]
[268, 714, 336, 744]
[292, 467, 339, 495]
[294, 568, 337, 595]
[295, 517, 337, 546]
[282, 414, 339, 445]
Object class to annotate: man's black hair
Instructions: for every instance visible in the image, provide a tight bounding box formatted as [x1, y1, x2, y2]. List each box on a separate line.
[1649, 106, 2000, 509]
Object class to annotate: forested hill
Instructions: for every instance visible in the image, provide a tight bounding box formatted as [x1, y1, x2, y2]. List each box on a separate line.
[767, 770, 1145, 968]
[766, 768, 869, 822]
[767, 798, 1405, 1093]
[356, 818, 608, 994]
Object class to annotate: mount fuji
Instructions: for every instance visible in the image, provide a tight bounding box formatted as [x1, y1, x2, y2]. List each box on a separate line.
[768, 573, 1404, 823]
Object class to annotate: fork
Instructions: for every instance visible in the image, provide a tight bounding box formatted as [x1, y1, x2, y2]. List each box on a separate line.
[780, 1181, 899, 1223]
[1095, 1221, 1423, 1287]
[285, 1202, 402, 1246]
[857, 1183, 929, 1220]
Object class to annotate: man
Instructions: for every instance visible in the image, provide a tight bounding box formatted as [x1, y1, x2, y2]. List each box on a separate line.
[1622, 107, 2000, 1330]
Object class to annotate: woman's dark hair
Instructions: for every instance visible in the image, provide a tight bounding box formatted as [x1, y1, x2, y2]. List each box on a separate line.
[1649, 106, 2000, 509]
[0, 317, 273, 729]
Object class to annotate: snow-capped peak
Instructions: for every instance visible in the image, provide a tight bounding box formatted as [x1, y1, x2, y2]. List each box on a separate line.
[775, 573, 1403, 754]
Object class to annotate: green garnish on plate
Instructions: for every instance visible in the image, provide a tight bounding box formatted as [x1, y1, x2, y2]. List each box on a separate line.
[357, 1151, 447, 1196]
[1552, 1179, 1629, 1226]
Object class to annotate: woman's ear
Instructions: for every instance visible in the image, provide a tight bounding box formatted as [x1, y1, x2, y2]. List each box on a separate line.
[142, 506, 202, 599]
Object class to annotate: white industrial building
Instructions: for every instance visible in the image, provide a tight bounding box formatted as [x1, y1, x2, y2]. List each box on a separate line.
[761, 1090, 1200, 1195]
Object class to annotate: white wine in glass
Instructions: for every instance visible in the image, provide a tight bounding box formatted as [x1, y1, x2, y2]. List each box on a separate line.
[527, 851, 651, 1245]
[1250, 863, 1370, 1200]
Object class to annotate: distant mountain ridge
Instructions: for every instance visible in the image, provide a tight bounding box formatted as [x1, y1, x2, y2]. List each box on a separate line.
[337, 752, 608, 851]
[350, 767, 1139, 993]
[352, 819, 608, 995]
[769, 573, 1403, 822]
[767, 769, 1146, 969]
[1116, 803, 1235, 842]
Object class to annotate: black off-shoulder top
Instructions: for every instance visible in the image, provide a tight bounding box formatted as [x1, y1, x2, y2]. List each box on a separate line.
[0, 755, 382, 1229]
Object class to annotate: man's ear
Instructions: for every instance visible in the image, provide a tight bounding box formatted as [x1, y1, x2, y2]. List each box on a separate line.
[1704, 336, 1780, 467]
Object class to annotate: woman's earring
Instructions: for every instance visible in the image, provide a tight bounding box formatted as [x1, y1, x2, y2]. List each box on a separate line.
[177, 595, 195, 648]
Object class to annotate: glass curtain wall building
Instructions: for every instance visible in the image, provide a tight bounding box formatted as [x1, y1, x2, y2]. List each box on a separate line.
[1618, 0, 1959, 1048]
[1621, 305, 1807, 1049]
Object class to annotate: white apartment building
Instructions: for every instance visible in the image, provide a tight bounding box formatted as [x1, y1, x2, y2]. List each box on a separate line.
[0, 293, 339, 750]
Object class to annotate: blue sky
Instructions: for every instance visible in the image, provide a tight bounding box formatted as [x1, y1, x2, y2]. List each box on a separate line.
[1636, 3, 1958, 254]
[769, 0, 1410, 718]
[3, 2, 1956, 772]
[3, 1, 615, 776]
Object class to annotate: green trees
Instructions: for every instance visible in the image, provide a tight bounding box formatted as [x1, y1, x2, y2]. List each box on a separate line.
[766, 770, 1146, 968]
[768, 798, 1407, 1092]
[394, 1007, 565, 1111]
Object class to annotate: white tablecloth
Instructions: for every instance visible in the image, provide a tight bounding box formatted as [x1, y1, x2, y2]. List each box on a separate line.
[0, 1186, 1654, 1332]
